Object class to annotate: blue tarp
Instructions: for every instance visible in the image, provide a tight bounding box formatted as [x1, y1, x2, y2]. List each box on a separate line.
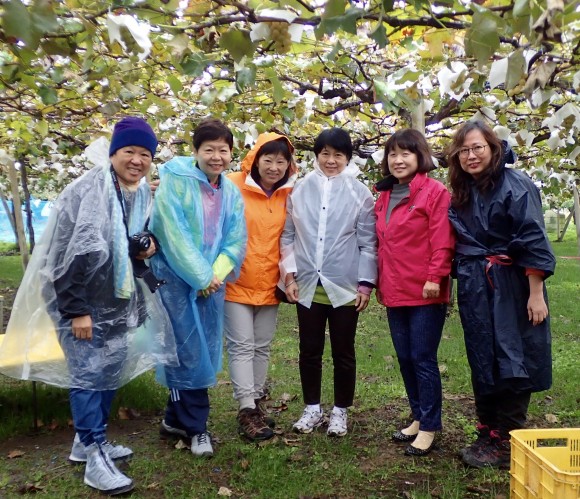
[0, 198, 53, 243]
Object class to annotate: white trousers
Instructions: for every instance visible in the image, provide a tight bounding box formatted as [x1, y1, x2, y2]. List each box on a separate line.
[224, 302, 279, 410]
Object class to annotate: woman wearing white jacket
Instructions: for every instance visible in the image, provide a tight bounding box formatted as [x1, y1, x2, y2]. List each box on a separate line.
[280, 128, 377, 437]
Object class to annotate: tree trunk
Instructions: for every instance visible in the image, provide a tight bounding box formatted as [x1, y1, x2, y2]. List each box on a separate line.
[7, 163, 29, 270]
[411, 98, 425, 134]
[556, 211, 573, 242]
[19, 159, 35, 252]
[574, 184, 580, 256]
[0, 190, 17, 243]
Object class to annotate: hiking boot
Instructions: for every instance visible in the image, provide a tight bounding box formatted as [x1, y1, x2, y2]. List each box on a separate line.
[293, 406, 324, 434]
[327, 408, 348, 437]
[238, 408, 275, 441]
[69, 433, 133, 463]
[191, 431, 213, 457]
[254, 397, 276, 428]
[459, 423, 491, 460]
[160, 419, 188, 439]
[462, 430, 510, 469]
[84, 442, 134, 496]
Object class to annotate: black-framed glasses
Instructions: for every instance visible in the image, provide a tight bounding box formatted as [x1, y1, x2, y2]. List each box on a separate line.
[458, 145, 488, 158]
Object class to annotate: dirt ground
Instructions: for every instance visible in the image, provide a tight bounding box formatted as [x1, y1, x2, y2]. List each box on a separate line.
[0, 399, 521, 499]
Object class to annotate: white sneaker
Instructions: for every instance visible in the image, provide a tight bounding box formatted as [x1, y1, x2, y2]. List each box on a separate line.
[191, 432, 213, 457]
[84, 442, 134, 495]
[69, 433, 133, 463]
[327, 408, 348, 437]
[293, 406, 324, 434]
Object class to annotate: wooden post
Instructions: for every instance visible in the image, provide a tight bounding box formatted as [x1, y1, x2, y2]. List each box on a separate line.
[574, 184, 580, 256]
[7, 162, 29, 270]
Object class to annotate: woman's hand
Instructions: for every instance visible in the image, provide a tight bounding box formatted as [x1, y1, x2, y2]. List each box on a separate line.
[285, 281, 299, 303]
[136, 237, 157, 260]
[528, 274, 548, 325]
[72, 315, 93, 340]
[205, 275, 222, 294]
[422, 281, 440, 299]
[355, 292, 370, 312]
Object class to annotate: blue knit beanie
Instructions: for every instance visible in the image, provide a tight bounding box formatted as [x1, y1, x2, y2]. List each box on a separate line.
[109, 117, 158, 158]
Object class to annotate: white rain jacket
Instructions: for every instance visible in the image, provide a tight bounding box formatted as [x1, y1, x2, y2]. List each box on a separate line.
[279, 162, 377, 308]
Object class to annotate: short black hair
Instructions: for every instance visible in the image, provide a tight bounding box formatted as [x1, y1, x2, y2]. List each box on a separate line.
[193, 118, 234, 150]
[313, 128, 353, 161]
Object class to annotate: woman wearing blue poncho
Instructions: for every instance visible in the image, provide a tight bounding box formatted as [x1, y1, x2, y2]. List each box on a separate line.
[149, 118, 247, 458]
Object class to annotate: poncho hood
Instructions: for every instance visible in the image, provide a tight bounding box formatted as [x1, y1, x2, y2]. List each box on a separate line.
[240, 132, 298, 177]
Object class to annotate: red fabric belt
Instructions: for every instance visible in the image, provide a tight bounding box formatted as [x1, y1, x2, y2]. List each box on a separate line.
[485, 255, 513, 289]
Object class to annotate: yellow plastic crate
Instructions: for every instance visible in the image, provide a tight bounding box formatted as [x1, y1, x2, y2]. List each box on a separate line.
[510, 428, 580, 498]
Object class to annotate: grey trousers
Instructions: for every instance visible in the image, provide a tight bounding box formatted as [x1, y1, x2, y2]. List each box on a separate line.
[224, 301, 279, 409]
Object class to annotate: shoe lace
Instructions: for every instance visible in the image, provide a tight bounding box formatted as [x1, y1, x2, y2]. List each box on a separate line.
[197, 432, 210, 445]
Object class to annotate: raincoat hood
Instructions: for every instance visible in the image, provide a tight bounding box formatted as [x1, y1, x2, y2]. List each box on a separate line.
[240, 132, 298, 177]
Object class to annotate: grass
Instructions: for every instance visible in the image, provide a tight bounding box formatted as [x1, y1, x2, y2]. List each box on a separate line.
[0, 229, 579, 497]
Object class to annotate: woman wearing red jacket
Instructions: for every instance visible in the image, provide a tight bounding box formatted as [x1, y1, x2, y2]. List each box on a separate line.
[375, 129, 455, 456]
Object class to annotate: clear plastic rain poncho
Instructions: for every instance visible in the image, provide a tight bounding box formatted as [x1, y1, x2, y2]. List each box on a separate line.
[149, 158, 246, 390]
[279, 161, 377, 308]
[0, 149, 178, 390]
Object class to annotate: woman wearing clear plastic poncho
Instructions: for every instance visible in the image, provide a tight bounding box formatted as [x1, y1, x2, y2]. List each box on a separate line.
[280, 128, 377, 438]
[150, 118, 247, 458]
[0, 117, 178, 496]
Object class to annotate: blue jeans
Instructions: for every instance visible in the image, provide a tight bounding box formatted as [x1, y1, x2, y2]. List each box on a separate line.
[387, 304, 447, 432]
[69, 388, 116, 446]
[58, 320, 127, 446]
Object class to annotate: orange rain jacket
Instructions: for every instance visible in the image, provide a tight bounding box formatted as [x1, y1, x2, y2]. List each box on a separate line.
[225, 133, 297, 305]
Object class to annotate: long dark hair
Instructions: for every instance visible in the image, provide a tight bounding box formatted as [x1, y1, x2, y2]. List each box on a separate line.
[250, 138, 293, 191]
[447, 120, 503, 207]
[381, 129, 434, 177]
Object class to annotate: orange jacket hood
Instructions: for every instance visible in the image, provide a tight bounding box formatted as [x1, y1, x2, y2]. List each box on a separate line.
[240, 132, 298, 177]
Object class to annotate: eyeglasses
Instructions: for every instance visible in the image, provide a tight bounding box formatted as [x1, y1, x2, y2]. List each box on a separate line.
[458, 145, 488, 158]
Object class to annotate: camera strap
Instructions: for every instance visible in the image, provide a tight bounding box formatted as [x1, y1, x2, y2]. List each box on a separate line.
[110, 166, 131, 240]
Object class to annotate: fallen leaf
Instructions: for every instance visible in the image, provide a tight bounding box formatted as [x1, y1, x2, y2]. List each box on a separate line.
[47, 420, 59, 431]
[438, 364, 448, 374]
[283, 437, 301, 447]
[18, 483, 44, 493]
[7, 449, 24, 459]
[217, 380, 231, 386]
[383, 355, 394, 363]
[118, 407, 130, 420]
[146, 482, 160, 489]
[545, 413, 559, 423]
[175, 440, 189, 450]
[271, 402, 288, 413]
[279, 393, 295, 403]
[217, 486, 232, 496]
[240, 459, 249, 470]
[117, 407, 140, 420]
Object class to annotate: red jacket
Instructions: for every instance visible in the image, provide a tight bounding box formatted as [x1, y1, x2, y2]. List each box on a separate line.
[375, 173, 455, 307]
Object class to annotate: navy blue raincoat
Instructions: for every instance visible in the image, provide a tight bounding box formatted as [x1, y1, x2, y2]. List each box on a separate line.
[448, 147, 556, 395]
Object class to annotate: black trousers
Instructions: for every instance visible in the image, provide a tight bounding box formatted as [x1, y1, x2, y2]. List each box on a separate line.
[473, 380, 532, 441]
[296, 302, 359, 408]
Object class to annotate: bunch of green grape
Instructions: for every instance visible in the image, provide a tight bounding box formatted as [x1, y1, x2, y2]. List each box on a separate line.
[268, 21, 292, 54]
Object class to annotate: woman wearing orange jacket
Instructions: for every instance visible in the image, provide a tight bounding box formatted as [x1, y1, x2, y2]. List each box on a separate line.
[225, 132, 297, 441]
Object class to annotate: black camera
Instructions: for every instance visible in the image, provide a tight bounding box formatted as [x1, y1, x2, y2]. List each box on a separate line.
[128, 231, 166, 293]
[129, 232, 152, 258]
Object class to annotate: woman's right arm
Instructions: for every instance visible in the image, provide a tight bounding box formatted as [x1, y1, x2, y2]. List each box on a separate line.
[280, 194, 299, 303]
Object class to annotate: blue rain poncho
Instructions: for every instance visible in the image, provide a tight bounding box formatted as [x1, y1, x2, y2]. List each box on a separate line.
[279, 161, 377, 307]
[449, 149, 556, 395]
[0, 164, 178, 390]
[149, 157, 247, 389]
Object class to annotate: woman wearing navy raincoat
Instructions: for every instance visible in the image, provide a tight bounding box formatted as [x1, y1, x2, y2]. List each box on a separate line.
[447, 120, 555, 469]
[149, 118, 246, 458]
